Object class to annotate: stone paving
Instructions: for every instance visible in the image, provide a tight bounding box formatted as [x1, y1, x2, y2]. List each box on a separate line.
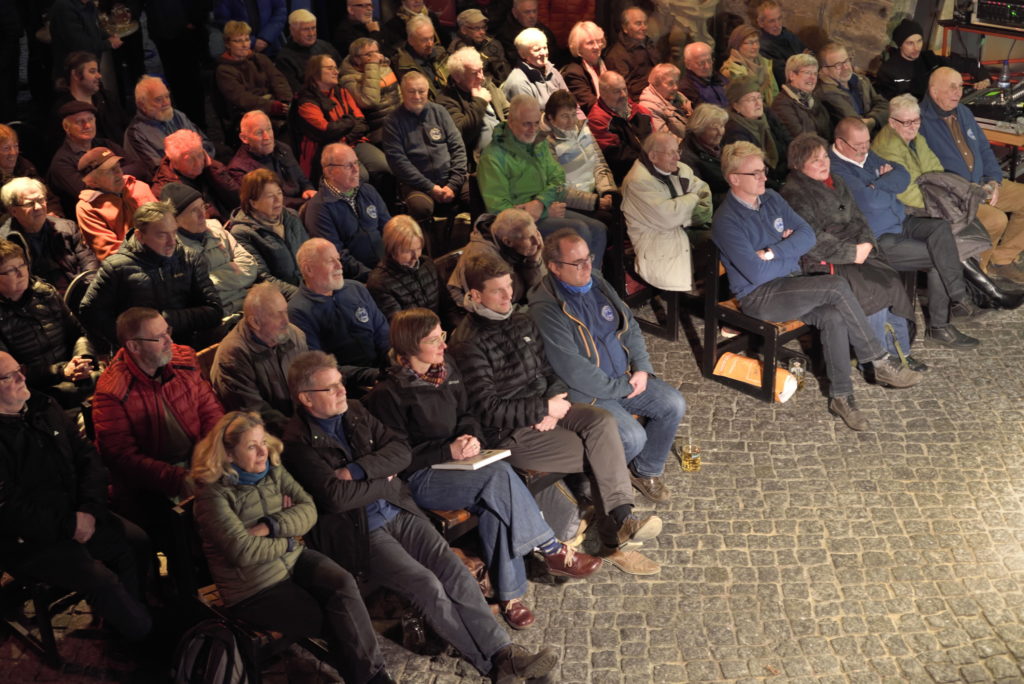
[3, 304, 1024, 683]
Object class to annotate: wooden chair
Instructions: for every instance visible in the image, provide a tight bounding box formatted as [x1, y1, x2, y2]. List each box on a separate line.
[0, 573, 82, 668]
[195, 343, 220, 383]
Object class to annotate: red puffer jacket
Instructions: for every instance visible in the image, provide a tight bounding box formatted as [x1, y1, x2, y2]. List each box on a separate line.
[539, 0, 595, 46]
[93, 344, 224, 500]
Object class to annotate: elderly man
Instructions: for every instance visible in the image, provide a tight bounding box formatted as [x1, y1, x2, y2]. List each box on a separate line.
[340, 38, 400, 144]
[161, 182, 257, 315]
[530, 228, 686, 503]
[393, 15, 448, 98]
[304, 143, 390, 282]
[713, 140, 922, 430]
[211, 282, 308, 435]
[381, 0, 446, 52]
[755, 0, 808, 87]
[150, 130, 239, 221]
[275, 9, 342, 93]
[448, 9, 511, 85]
[770, 53, 831, 139]
[75, 147, 157, 260]
[448, 208, 545, 307]
[92, 307, 224, 518]
[479, 94, 608, 266]
[50, 51, 128, 145]
[639, 63, 691, 140]
[621, 131, 712, 292]
[382, 72, 468, 233]
[0, 350, 152, 645]
[494, 0, 565, 67]
[437, 47, 510, 170]
[605, 7, 662, 101]
[816, 41, 888, 133]
[875, 18, 989, 101]
[501, 28, 575, 113]
[288, 238, 390, 393]
[680, 41, 728, 108]
[123, 75, 215, 181]
[919, 67, 1024, 284]
[588, 71, 654, 184]
[0, 177, 97, 294]
[333, 0, 384, 56]
[228, 110, 315, 210]
[80, 200, 224, 349]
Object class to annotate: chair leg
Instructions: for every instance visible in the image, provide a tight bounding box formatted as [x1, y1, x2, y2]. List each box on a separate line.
[30, 585, 61, 668]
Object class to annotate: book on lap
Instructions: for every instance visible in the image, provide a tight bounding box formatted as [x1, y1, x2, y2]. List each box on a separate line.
[431, 449, 511, 471]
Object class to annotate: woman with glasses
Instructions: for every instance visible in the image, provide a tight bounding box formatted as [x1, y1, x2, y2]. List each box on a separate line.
[720, 25, 778, 107]
[364, 308, 602, 630]
[815, 41, 889, 135]
[215, 21, 294, 129]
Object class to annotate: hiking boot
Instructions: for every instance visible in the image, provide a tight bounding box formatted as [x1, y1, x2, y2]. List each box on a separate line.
[871, 356, 922, 388]
[491, 644, 558, 683]
[828, 395, 869, 431]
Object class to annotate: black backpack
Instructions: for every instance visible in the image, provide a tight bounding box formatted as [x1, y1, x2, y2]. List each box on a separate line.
[172, 618, 259, 684]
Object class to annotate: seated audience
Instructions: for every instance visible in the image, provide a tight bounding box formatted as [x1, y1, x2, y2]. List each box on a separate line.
[919, 67, 1024, 284]
[679, 104, 730, 207]
[437, 47, 510, 171]
[639, 63, 691, 141]
[449, 9, 511, 85]
[0, 125, 47, 191]
[151, 130, 239, 220]
[75, 147, 157, 260]
[560, 21, 608, 115]
[229, 111, 316, 211]
[392, 15, 448, 99]
[448, 209, 545, 307]
[382, 0, 446, 53]
[530, 229, 686, 502]
[502, 29, 577, 115]
[605, 7, 661, 101]
[449, 254, 662, 574]
[494, 0, 565, 68]
[770, 54, 830, 140]
[0, 177, 97, 294]
[680, 41, 728, 108]
[191, 410, 394, 684]
[213, 0, 288, 57]
[210, 283, 308, 436]
[0, 350, 152, 645]
[275, 9, 342, 93]
[366, 215, 460, 325]
[229, 169, 310, 299]
[0, 240, 97, 407]
[713, 141, 921, 431]
[588, 71, 654, 185]
[334, 0, 385, 54]
[544, 90, 617, 219]
[815, 41, 888, 134]
[124, 76, 215, 182]
[479, 94, 608, 267]
[304, 143, 391, 282]
[50, 51, 128, 146]
[215, 21, 294, 128]
[875, 19, 989, 101]
[161, 182, 257, 315]
[49, 102, 131, 217]
[365, 307, 601, 628]
[289, 238, 390, 392]
[721, 25, 778, 107]
[339, 38, 400, 146]
[755, 0, 808, 88]
[622, 131, 712, 292]
[722, 76, 790, 189]
[92, 307, 224, 520]
[281, 350, 558, 680]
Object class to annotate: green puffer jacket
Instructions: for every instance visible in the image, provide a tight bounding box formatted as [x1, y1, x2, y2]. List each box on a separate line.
[194, 464, 316, 606]
[870, 125, 944, 210]
[477, 121, 566, 220]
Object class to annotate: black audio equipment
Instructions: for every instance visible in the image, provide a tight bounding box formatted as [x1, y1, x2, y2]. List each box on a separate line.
[973, 0, 1024, 30]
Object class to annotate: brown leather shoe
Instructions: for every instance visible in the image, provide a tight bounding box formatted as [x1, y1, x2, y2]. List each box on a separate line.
[616, 514, 662, 548]
[544, 544, 602, 579]
[629, 473, 671, 503]
[600, 548, 661, 575]
[499, 598, 535, 630]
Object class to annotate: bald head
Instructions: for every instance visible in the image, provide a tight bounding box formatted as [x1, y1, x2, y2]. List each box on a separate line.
[684, 42, 714, 78]
[834, 116, 868, 142]
[599, 70, 629, 111]
[928, 66, 963, 112]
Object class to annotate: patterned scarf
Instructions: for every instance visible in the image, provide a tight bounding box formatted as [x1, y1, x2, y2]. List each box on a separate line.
[400, 356, 447, 386]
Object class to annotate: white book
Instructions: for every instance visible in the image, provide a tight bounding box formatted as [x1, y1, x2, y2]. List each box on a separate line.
[431, 449, 512, 471]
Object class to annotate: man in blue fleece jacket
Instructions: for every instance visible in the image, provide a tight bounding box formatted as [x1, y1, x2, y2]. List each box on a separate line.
[712, 141, 922, 430]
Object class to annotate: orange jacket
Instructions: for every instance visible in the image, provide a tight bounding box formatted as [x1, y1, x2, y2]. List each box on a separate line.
[75, 175, 157, 260]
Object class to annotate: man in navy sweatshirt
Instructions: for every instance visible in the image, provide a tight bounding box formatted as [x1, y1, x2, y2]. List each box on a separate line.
[712, 140, 922, 431]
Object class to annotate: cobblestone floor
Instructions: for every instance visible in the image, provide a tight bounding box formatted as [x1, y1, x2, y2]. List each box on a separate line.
[3, 304, 1024, 683]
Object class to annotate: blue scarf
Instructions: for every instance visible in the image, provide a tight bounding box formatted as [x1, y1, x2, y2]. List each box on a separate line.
[232, 462, 270, 485]
[559, 278, 593, 294]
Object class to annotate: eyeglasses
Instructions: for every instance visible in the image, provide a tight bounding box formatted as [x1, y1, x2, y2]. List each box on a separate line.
[10, 196, 44, 208]
[822, 58, 851, 69]
[838, 136, 870, 151]
[324, 161, 360, 170]
[555, 254, 595, 271]
[301, 382, 346, 394]
[424, 331, 447, 347]
[227, 37, 251, 45]
[0, 365, 25, 384]
[321, 65, 340, 71]
[735, 168, 768, 178]
[0, 262, 27, 277]
[891, 116, 921, 127]
[132, 326, 173, 343]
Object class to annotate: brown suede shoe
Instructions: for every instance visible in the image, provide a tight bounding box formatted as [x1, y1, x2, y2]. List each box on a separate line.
[600, 548, 661, 575]
[499, 598, 535, 630]
[616, 514, 662, 548]
[629, 473, 671, 503]
[544, 544, 602, 579]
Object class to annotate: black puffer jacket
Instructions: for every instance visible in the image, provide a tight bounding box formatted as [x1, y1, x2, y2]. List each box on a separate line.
[366, 255, 461, 329]
[0, 216, 98, 295]
[228, 208, 309, 299]
[0, 279, 93, 388]
[448, 311, 568, 445]
[79, 233, 224, 348]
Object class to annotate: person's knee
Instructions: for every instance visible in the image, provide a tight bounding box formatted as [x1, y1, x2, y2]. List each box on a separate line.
[617, 417, 647, 459]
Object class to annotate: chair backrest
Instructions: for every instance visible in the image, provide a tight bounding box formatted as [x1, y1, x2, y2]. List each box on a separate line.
[433, 248, 463, 284]
[63, 268, 97, 323]
[196, 343, 220, 382]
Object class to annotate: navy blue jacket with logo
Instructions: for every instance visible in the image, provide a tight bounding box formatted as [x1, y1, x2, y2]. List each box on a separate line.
[303, 180, 391, 282]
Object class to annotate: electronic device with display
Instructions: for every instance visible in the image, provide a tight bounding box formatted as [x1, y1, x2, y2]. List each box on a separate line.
[972, 0, 1024, 30]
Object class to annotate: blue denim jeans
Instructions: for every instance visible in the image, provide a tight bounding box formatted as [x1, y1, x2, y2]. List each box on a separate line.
[537, 209, 609, 269]
[406, 460, 554, 601]
[593, 376, 686, 478]
[865, 308, 911, 357]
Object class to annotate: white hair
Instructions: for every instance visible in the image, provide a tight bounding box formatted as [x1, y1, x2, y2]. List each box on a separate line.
[515, 27, 547, 52]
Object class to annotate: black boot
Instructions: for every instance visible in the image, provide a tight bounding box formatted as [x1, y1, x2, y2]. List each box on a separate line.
[962, 258, 1024, 309]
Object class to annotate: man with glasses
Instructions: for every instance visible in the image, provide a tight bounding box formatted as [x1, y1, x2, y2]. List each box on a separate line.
[770, 54, 830, 140]
[530, 228, 685, 504]
[333, 0, 384, 57]
[815, 41, 888, 134]
[275, 9, 342, 93]
[713, 140, 922, 431]
[448, 9, 510, 85]
[680, 42, 728, 108]
[830, 116, 983, 349]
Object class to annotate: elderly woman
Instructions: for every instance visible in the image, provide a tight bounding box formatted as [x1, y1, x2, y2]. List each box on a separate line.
[364, 308, 601, 630]
[720, 24, 778, 106]
[0, 240, 98, 407]
[502, 27, 577, 114]
[215, 21, 294, 126]
[340, 38, 400, 145]
[680, 104, 730, 208]
[544, 90, 617, 216]
[366, 216, 461, 328]
[639, 63, 692, 141]
[560, 21, 608, 114]
[722, 76, 790, 189]
[191, 411, 394, 684]
[780, 133, 921, 368]
[296, 53, 386, 186]
[770, 54, 831, 140]
[0, 177, 97, 294]
[228, 169, 310, 299]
